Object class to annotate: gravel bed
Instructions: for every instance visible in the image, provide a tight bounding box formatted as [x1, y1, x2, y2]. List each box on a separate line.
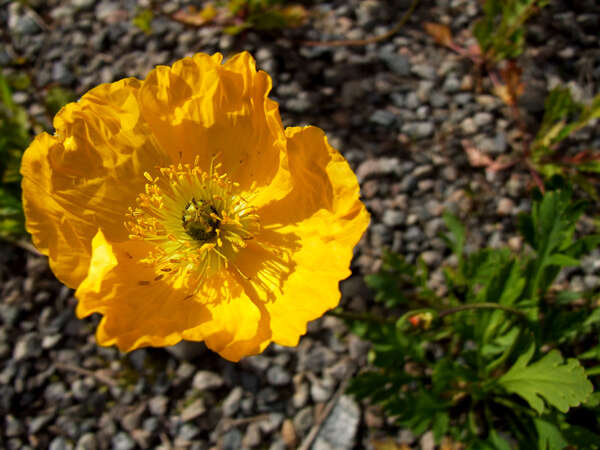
[1, 0, 599, 448]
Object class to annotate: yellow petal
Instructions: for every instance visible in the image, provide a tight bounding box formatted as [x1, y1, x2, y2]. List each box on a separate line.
[20, 133, 99, 287]
[182, 285, 270, 362]
[20, 78, 167, 286]
[76, 230, 214, 351]
[244, 126, 370, 346]
[77, 230, 271, 361]
[21, 52, 369, 362]
[138, 51, 288, 197]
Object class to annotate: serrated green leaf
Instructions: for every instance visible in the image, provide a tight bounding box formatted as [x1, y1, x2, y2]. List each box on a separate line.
[432, 411, 449, 443]
[487, 430, 512, 450]
[533, 417, 568, 450]
[442, 210, 465, 258]
[544, 253, 580, 267]
[562, 424, 600, 449]
[553, 290, 583, 304]
[579, 343, 600, 361]
[585, 366, 600, 377]
[583, 391, 600, 407]
[474, 0, 547, 61]
[498, 345, 593, 414]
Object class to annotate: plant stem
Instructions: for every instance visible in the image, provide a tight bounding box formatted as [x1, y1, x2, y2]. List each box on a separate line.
[328, 301, 528, 325]
[438, 302, 528, 320]
[303, 0, 421, 47]
[326, 309, 395, 324]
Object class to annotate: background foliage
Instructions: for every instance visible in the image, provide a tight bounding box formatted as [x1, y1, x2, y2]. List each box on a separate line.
[347, 179, 600, 448]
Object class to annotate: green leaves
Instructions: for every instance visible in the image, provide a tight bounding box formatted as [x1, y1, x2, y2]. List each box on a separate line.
[173, 0, 307, 35]
[349, 182, 599, 447]
[44, 86, 76, 117]
[132, 8, 154, 35]
[519, 182, 588, 299]
[498, 344, 593, 414]
[531, 87, 600, 195]
[0, 71, 31, 240]
[533, 418, 568, 450]
[473, 0, 548, 62]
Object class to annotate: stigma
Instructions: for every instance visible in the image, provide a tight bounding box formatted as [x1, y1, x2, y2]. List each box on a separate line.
[125, 157, 260, 290]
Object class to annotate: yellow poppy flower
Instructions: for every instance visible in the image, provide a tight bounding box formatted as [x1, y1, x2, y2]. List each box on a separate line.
[20, 52, 369, 361]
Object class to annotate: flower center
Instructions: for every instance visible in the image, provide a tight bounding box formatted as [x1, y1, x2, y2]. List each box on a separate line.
[182, 198, 220, 242]
[125, 157, 260, 291]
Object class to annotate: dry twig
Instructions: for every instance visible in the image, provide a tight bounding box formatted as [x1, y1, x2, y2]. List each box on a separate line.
[54, 362, 119, 388]
[303, 0, 420, 47]
[298, 378, 350, 450]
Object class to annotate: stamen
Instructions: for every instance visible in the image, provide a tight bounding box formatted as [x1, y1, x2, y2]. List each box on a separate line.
[124, 158, 261, 292]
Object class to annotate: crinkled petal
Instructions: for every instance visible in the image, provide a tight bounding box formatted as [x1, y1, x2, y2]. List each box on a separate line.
[138, 52, 289, 198]
[76, 230, 270, 361]
[21, 133, 98, 287]
[21, 78, 167, 287]
[242, 126, 370, 347]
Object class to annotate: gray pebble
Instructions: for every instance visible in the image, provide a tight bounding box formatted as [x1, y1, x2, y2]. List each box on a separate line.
[44, 382, 68, 405]
[405, 226, 424, 242]
[416, 105, 430, 120]
[382, 210, 405, 227]
[379, 51, 411, 76]
[142, 417, 159, 433]
[443, 75, 461, 93]
[430, 91, 448, 108]
[242, 422, 262, 448]
[473, 112, 494, 127]
[420, 430, 436, 450]
[461, 117, 477, 134]
[178, 423, 200, 441]
[285, 96, 311, 114]
[356, 158, 401, 181]
[148, 395, 169, 416]
[584, 275, 600, 290]
[405, 91, 419, 109]
[222, 428, 243, 450]
[72, 379, 90, 402]
[292, 381, 309, 409]
[398, 428, 416, 444]
[49, 436, 73, 450]
[29, 413, 54, 434]
[411, 63, 436, 80]
[265, 438, 285, 450]
[454, 92, 473, 105]
[13, 332, 42, 360]
[441, 165, 458, 181]
[243, 354, 271, 373]
[222, 386, 243, 417]
[42, 334, 62, 349]
[256, 386, 279, 409]
[313, 396, 360, 450]
[259, 412, 284, 434]
[294, 406, 314, 435]
[417, 80, 435, 102]
[5, 414, 24, 437]
[72, 0, 96, 10]
[310, 376, 335, 403]
[421, 250, 442, 266]
[401, 121, 434, 139]
[369, 109, 397, 127]
[95, 2, 120, 22]
[111, 432, 135, 450]
[497, 198, 515, 216]
[192, 370, 224, 390]
[75, 433, 97, 450]
[266, 365, 291, 386]
[8, 3, 41, 35]
[179, 398, 206, 422]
